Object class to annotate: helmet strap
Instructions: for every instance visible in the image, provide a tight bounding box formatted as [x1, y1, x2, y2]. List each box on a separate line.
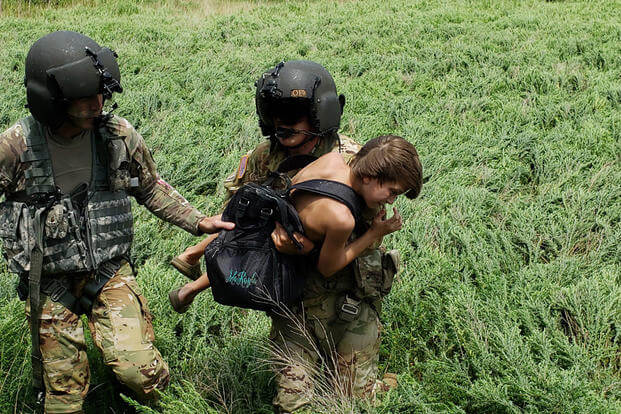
[270, 127, 338, 154]
[283, 132, 320, 150]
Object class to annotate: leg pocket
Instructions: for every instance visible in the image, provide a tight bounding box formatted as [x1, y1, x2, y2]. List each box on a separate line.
[123, 276, 156, 343]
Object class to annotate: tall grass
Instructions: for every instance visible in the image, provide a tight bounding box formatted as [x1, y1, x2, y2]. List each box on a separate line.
[0, 0, 619, 412]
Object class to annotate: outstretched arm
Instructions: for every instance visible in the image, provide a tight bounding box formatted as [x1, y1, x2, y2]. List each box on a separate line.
[117, 119, 233, 235]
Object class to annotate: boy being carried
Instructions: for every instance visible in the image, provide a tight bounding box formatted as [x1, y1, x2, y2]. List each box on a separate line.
[283, 134, 420, 278]
[171, 134, 421, 307]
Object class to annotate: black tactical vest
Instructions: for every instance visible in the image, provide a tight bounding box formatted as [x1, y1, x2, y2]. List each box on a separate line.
[0, 116, 133, 276]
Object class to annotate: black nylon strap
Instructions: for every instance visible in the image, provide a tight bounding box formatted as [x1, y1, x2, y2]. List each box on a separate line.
[274, 194, 304, 250]
[40, 278, 84, 315]
[289, 179, 365, 223]
[29, 207, 47, 392]
[40, 259, 121, 315]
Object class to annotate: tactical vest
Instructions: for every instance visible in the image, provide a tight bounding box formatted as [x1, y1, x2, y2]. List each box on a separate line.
[0, 116, 133, 276]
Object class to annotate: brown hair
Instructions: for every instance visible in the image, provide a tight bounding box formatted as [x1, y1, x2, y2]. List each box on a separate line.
[349, 135, 422, 199]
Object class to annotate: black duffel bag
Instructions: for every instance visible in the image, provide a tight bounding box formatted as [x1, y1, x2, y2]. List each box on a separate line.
[204, 181, 306, 311]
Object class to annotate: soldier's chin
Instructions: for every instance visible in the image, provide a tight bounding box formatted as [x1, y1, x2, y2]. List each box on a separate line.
[67, 115, 99, 130]
[278, 137, 303, 147]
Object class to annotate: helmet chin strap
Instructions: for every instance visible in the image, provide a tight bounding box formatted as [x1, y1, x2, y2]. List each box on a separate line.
[282, 132, 320, 150]
[272, 127, 338, 152]
[270, 133, 319, 156]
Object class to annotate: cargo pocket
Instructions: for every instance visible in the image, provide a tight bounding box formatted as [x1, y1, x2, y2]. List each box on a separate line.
[123, 276, 155, 343]
[96, 270, 155, 361]
[353, 248, 383, 301]
[380, 249, 400, 297]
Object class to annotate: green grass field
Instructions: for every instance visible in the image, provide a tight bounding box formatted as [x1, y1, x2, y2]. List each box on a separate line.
[0, 0, 619, 412]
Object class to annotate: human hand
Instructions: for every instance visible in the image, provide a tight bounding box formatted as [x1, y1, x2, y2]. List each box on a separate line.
[198, 214, 235, 234]
[370, 207, 403, 238]
[271, 222, 315, 255]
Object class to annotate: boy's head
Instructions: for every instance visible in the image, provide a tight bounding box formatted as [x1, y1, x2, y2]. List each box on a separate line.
[350, 135, 422, 206]
[255, 60, 345, 150]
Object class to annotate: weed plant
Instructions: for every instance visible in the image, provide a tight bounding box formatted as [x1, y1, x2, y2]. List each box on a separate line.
[0, 0, 619, 412]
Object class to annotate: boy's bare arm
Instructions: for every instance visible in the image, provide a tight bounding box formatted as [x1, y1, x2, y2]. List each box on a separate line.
[318, 221, 373, 277]
[317, 206, 403, 278]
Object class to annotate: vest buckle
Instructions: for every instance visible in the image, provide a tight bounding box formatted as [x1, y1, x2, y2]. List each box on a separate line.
[45, 279, 67, 302]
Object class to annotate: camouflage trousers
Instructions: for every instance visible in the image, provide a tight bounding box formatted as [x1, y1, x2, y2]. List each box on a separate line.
[269, 295, 381, 413]
[25, 262, 169, 414]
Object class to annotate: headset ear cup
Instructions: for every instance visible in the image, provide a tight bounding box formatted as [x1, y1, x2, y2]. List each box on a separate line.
[339, 94, 346, 112]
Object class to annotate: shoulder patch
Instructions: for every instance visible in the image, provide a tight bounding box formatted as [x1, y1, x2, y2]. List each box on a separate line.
[237, 154, 249, 179]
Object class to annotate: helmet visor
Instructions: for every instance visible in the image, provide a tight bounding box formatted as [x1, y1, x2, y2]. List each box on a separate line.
[265, 98, 311, 125]
[46, 47, 120, 100]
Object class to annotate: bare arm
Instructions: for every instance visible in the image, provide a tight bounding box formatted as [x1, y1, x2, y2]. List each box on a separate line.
[317, 207, 403, 278]
[317, 219, 375, 278]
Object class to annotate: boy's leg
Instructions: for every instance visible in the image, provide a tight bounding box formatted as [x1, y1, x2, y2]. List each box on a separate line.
[178, 272, 211, 301]
[173, 233, 218, 271]
[169, 232, 219, 312]
[26, 294, 90, 414]
[168, 272, 211, 313]
[88, 262, 169, 400]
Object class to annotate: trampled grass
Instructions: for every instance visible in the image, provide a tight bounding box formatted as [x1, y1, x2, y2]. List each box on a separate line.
[0, 0, 619, 412]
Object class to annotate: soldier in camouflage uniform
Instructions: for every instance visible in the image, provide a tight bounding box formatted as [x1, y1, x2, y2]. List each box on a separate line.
[0, 31, 233, 414]
[169, 61, 406, 413]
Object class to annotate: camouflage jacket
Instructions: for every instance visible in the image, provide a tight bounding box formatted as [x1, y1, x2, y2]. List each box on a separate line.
[0, 115, 205, 235]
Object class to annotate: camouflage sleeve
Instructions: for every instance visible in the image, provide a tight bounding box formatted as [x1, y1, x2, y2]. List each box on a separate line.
[334, 134, 361, 163]
[222, 149, 255, 200]
[222, 141, 273, 200]
[108, 117, 206, 235]
[0, 124, 26, 194]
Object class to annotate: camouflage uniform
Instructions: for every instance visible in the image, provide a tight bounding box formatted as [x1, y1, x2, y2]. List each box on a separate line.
[224, 136, 394, 413]
[0, 115, 206, 414]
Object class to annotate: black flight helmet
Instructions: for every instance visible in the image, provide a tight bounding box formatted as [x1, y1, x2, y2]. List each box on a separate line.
[24, 31, 123, 128]
[255, 60, 345, 146]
